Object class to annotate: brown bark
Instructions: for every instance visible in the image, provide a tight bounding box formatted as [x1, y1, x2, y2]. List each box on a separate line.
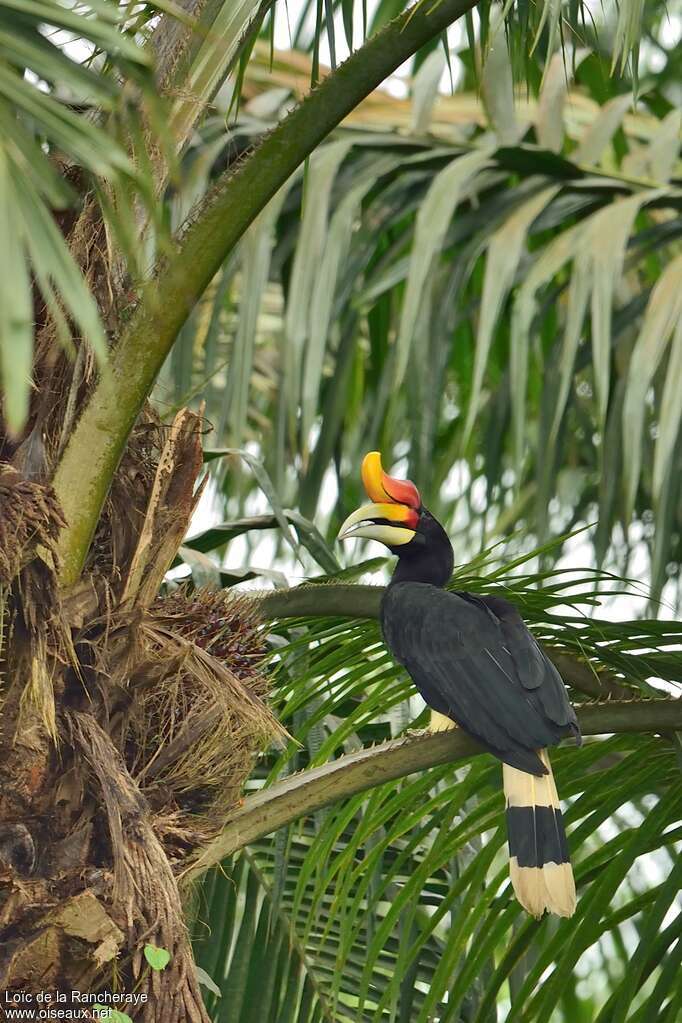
[0, 413, 280, 1019]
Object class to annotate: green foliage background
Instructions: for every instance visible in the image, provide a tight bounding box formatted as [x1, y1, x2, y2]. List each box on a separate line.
[1, 0, 681, 1019]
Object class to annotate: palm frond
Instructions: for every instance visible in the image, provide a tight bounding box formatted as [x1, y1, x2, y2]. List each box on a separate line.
[191, 542, 682, 1022]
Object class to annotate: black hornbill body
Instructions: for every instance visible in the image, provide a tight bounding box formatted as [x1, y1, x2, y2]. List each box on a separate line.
[338, 453, 581, 917]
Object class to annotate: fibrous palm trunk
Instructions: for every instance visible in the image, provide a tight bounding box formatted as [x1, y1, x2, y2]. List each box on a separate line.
[0, 399, 282, 1020]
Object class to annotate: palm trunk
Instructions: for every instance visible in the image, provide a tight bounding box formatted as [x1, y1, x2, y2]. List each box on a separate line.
[0, 413, 284, 1019]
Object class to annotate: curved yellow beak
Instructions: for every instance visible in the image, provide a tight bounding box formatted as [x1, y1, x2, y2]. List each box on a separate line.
[337, 501, 417, 547]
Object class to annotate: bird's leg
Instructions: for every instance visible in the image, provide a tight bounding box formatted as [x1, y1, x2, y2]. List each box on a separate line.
[404, 711, 459, 737]
[428, 710, 458, 733]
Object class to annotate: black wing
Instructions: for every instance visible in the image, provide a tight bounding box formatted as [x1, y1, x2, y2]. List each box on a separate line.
[381, 583, 580, 775]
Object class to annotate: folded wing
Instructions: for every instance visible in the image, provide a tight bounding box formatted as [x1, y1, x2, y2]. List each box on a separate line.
[381, 583, 580, 775]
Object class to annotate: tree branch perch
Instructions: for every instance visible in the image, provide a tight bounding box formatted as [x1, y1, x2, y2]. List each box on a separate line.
[184, 698, 681, 880]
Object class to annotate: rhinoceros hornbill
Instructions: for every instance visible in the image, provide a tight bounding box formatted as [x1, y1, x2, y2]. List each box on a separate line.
[337, 452, 581, 917]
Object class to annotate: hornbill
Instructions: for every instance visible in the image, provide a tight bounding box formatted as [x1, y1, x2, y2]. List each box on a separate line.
[337, 452, 580, 918]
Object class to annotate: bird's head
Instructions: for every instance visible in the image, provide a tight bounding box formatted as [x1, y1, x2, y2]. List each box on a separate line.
[337, 452, 453, 587]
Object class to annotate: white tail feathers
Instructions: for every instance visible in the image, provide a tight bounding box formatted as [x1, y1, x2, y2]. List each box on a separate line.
[503, 749, 576, 918]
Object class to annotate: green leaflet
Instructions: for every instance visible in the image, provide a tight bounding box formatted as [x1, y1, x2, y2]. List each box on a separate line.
[612, 0, 646, 74]
[574, 95, 633, 167]
[0, 0, 153, 431]
[652, 314, 682, 505]
[1, 158, 108, 430]
[623, 251, 682, 519]
[410, 48, 445, 136]
[0, 63, 131, 177]
[229, 186, 292, 448]
[536, 49, 590, 154]
[301, 155, 397, 449]
[285, 139, 354, 428]
[509, 220, 583, 478]
[582, 190, 660, 426]
[464, 183, 560, 458]
[514, 186, 661, 508]
[0, 150, 32, 433]
[481, 13, 519, 145]
[14, 172, 107, 363]
[0, 0, 149, 61]
[530, 0, 562, 59]
[605, 854, 682, 1023]
[647, 109, 682, 184]
[514, 786, 682, 1023]
[167, 0, 269, 150]
[0, 25, 117, 105]
[394, 148, 491, 388]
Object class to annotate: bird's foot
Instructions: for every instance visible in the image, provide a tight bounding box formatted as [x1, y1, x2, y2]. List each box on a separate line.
[428, 711, 459, 733]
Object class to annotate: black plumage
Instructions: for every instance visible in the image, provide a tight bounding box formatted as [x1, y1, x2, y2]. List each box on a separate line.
[381, 582, 581, 775]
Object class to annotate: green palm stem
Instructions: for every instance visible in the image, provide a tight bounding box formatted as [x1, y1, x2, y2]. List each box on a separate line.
[185, 697, 682, 880]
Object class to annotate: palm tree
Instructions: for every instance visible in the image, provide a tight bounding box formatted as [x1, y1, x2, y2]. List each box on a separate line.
[0, 0, 680, 1020]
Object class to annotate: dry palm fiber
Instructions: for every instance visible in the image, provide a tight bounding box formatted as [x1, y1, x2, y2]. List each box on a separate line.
[89, 411, 166, 588]
[0, 465, 68, 749]
[122, 589, 286, 842]
[0, 465, 65, 587]
[70, 711, 211, 1023]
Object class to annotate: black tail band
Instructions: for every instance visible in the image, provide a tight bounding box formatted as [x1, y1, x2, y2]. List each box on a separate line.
[506, 805, 570, 868]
